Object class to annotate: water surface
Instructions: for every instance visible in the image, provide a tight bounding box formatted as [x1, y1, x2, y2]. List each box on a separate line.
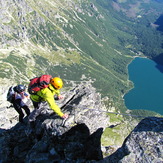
[124, 57, 163, 115]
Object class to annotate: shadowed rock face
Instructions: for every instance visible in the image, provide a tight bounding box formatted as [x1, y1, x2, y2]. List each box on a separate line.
[101, 117, 163, 163]
[0, 84, 163, 162]
[0, 123, 104, 163]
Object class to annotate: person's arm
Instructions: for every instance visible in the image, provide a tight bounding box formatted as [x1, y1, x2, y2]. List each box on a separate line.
[40, 88, 68, 119]
[43, 90, 64, 117]
[47, 96, 68, 119]
[55, 89, 64, 100]
[47, 97, 64, 117]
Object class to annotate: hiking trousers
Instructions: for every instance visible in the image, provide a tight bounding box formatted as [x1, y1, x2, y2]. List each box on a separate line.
[13, 99, 30, 122]
[28, 101, 44, 122]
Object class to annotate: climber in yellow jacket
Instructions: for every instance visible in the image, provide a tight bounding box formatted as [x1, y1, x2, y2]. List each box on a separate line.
[28, 77, 68, 125]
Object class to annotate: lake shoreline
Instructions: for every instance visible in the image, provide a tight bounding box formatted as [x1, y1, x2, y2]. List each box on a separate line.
[122, 55, 148, 99]
[123, 56, 163, 115]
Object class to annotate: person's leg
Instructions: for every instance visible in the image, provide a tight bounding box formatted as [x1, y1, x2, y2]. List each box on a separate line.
[19, 99, 30, 117]
[13, 99, 24, 123]
[28, 101, 42, 122]
[22, 105, 30, 116]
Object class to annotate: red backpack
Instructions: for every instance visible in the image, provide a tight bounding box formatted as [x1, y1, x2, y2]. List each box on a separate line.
[28, 75, 52, 95]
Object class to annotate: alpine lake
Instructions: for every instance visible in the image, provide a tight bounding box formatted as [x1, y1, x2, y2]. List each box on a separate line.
[124, 57, 163, 115]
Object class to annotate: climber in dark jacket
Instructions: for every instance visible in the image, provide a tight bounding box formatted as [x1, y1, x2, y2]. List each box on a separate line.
[11, 85, 30, 123]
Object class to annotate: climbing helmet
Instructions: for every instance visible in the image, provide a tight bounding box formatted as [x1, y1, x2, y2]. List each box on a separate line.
[50, 77, 63, 89]
[17, 85, 25, 93]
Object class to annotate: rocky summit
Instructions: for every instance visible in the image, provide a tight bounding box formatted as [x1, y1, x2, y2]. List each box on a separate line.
[0, 83, 163, 163]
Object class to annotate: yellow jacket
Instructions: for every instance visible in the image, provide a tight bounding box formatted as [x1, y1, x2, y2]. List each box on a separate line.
[30, 84, 64, 117]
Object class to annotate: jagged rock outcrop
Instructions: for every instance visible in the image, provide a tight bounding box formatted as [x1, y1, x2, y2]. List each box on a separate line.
[100, 117, 163, 163]
[0, 83, 109, 162]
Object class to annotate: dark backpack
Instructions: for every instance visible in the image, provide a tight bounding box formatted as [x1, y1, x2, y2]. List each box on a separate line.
[28, 75, 52, 95]
[7, 86, 15, 102]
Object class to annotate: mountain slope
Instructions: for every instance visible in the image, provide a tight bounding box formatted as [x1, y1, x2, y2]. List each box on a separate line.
[0, 0, 163, 152]
[0, 0, 132, 93]
[1, 0, 162, 100]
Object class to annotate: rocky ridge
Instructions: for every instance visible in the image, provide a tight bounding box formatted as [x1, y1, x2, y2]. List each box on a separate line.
[0, 84, 163, 163]
[0, 83, 109, 162]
